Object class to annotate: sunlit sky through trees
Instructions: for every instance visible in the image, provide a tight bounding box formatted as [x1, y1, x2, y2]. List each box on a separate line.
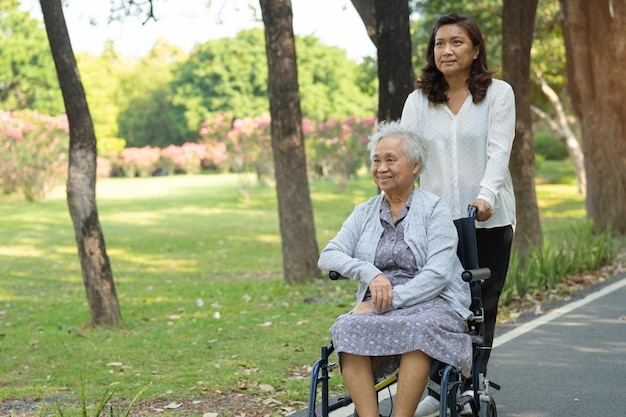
[19, 0, 376, 61]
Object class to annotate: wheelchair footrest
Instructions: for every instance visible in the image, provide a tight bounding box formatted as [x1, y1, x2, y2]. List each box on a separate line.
[328, 394, 353, 411]
[488, 380, 501, 391]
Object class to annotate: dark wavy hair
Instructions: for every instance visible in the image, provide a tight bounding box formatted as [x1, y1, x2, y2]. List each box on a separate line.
[417, 13, 493, 104]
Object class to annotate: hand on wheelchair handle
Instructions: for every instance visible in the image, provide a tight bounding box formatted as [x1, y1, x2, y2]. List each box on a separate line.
[468, 199, 492, 221]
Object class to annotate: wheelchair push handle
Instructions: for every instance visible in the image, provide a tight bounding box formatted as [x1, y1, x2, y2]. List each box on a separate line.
[467, 205, 478, 218]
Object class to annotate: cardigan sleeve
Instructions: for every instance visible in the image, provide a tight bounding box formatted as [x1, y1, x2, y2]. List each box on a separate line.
[317, 202, 383, 287]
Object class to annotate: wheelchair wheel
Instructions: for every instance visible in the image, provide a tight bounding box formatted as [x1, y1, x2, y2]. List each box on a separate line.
[479, 396, 497, 417]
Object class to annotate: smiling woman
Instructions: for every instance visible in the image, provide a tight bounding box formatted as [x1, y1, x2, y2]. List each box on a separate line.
[19, 0, 375, 60]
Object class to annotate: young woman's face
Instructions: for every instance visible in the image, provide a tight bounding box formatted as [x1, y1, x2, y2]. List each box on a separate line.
[371, 136, 420, 194]
[434, 24, 479, 80]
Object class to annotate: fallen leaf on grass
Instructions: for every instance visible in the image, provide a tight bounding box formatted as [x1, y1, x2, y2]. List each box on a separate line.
[164, 401, 183, 409]
[203, 413, 219, 417]
[259, 383, 275, 392]
[262, 398, 282, 405]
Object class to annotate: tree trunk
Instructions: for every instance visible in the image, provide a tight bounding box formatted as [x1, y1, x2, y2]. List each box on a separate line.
[40, 0, 121, 326]
[531, 75, 586, 195]
[501, 0, 542, 259]
[374, 0, 414, 121]
[259, 0, 321, 284]
[560, 0, 626, 234]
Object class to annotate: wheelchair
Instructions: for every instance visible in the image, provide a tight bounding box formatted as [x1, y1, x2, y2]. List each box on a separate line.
[305, 208, 499, 417]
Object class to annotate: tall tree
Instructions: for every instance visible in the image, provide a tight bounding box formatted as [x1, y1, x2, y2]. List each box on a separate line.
[559, 0, 626, 234]
[259, 0, 321, 283]
[352, 0, 414, 121]
[374, 0, 414, 121]
[501, 0, 542, 258]
[39, 0, 121, 326]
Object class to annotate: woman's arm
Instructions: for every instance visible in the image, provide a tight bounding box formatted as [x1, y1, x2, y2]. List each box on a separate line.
[477, 82, 516, 209]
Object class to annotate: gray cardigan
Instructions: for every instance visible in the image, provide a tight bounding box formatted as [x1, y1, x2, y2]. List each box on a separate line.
[318, 188, 472, 319]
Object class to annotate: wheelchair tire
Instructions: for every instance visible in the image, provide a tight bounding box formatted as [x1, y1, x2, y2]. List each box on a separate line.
[479, 396, 497, 417]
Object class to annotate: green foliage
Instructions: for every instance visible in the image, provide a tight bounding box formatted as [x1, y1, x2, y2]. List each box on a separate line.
[535, 160, 578, 185]
[76, 46, 129, 152]
[295, 35, 376, 121]
[171, 29, 270, 130]
[0, 0, 64, 115]
[534, 130, 569, 161]
[171, 29, 376, 141]
[116, 40, 192, 148]
[10, 9, 375, 150]
[503, 221, 617, 304]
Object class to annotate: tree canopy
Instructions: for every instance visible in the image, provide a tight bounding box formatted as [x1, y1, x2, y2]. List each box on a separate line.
[0, 0, 64, 115]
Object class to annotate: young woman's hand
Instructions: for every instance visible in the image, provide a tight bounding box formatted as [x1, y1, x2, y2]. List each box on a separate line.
[470, 198, 492, 221]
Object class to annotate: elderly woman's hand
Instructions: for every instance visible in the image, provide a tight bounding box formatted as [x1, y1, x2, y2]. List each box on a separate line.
[469, 198, 492, 221]
[369, 274, 393, 312]
[353, 301, 375, 314]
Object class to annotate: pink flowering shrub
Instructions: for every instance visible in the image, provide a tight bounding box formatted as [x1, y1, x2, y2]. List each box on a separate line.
[227, 114, 273, 184]
[304, 116, 377, 187]
[0, 110, 69, 201]
[0, 109, 378, 195]
[161, 142, 214, 175]
[96, 156, 112, 179]
[119, 146, 161, 177]
[199, 113, 274, 181]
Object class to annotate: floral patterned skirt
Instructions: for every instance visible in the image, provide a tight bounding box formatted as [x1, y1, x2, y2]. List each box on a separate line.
[330, 297, 472, 378]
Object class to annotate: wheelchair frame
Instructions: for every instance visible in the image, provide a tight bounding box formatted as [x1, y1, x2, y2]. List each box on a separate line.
[305, 208, 499, 417]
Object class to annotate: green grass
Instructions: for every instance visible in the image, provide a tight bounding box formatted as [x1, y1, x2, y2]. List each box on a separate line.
[0, 162, 617, 415]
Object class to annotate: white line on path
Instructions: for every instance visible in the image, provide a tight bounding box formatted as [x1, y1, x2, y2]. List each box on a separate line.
[329, 275, 626, 417]
[493, 275, 626, 348]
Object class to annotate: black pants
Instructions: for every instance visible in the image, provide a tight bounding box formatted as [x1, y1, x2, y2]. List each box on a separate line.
[429, 225, 514, 396]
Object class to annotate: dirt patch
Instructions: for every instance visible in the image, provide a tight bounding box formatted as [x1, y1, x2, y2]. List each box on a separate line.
[0, 393, 303, 417]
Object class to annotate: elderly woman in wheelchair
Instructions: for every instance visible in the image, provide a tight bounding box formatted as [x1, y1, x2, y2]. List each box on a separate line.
[317, 121, 473, 417]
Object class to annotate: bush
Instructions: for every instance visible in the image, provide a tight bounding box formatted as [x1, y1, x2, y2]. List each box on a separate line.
[0, 110, 68, 201]
[119, 146, 161, 177]
[534, 131, 569, 160]
[502, 220, 617, 304]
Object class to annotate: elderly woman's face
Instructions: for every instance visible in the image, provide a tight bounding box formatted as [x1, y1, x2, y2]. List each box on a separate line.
[371, 135, 420, 194]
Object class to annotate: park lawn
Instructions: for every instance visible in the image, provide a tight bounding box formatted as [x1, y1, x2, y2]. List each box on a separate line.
[0, 162, 591, 414]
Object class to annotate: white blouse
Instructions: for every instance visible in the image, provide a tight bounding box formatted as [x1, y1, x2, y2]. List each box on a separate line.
[400, 79, 516, 228]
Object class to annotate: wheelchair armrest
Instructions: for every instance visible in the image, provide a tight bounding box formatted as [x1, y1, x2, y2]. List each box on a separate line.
[329, 271, 347, 280]
[461, 267, 491, 283]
